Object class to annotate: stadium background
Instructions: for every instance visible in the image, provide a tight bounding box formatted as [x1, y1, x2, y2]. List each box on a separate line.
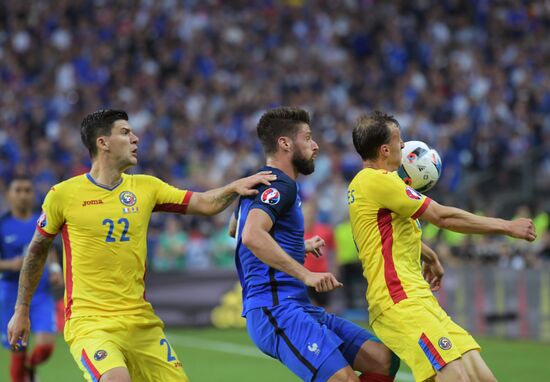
[1, 0, 549, 380]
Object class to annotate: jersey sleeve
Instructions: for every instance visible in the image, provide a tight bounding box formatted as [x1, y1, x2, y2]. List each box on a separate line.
[368, 172, 431, 219]
[148, 176, 193, 214]
[249, 178, 297, 223]
[37, 186, 65, 238]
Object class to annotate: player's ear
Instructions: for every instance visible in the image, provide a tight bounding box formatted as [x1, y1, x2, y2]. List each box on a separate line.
[380, 144, 390, 158]
[278, 137, 292, 152]
[96, 136, 110, 152]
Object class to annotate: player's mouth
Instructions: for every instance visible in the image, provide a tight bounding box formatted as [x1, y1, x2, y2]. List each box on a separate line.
[131, 148, 138, 157]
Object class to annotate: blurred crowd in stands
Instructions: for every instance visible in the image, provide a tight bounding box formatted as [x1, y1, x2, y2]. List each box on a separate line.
[1, 0, 549, 277]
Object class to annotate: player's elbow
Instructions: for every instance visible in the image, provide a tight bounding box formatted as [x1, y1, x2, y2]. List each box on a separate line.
[242, 226, 260, 250]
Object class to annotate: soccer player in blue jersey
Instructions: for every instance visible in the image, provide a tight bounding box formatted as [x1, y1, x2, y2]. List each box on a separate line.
[230, 107, 399, 382]
[0, 176, 63, 382]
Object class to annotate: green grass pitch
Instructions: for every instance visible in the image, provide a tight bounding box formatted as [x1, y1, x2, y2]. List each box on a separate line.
[1, 327, 548, 381]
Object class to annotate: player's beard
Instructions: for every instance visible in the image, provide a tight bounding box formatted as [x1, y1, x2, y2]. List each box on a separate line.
[292, 150, 315, 175]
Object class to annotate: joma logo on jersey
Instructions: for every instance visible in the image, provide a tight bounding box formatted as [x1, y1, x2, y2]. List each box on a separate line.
[82, 199, 104, 207]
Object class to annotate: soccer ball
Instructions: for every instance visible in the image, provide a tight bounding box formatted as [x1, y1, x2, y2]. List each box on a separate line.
[397, 140, 442, 193]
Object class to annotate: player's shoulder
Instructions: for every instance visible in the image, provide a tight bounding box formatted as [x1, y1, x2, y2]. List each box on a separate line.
[49, 174, 87, 194]
[351, 168, 393, 186]
[0, 211, 11, 224]
[258, 167, 297, 196]
[123, 173, 162, 185]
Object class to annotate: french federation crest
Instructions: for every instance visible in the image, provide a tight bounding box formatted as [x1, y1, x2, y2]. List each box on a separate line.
[405, 186, 422, 200]
[261, 188, 280, 205]
[119, 191, 137, 206]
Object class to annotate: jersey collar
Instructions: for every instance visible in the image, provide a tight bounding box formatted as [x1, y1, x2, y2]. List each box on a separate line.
[86, 173, 124, 191]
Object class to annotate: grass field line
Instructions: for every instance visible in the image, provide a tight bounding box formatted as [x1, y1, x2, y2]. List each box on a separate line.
[169, 334, 414, 382]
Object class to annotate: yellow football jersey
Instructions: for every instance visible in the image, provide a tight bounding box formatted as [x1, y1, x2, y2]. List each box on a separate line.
[36, 173, 192, 319]
[348, 168, 432, 323]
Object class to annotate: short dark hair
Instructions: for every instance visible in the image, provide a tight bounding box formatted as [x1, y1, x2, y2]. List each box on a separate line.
[352, 111, 400, 161]
[256, 107, 310, 155]
[8, 175, 32, 187]
[81, 109, 128, 157]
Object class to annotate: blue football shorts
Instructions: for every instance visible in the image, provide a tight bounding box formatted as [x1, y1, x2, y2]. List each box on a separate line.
[1, 283, 57, 349]
[246, 302, 378, 382]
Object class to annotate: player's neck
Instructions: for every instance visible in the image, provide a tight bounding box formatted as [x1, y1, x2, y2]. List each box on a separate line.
[266, 157, 298, 180]
[10, 208, 32, 220]
[362, 159, 391, 172]
[89, 161, 124, 188]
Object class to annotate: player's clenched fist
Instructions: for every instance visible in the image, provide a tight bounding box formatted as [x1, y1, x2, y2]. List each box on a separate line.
[7, 308, 30, 350]
[304, 272, 343, 292]
[507, 218, 537, 242]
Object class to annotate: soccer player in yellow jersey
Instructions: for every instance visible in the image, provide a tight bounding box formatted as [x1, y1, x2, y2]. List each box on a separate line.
[348, 111, 537, 382]
[7, 109, 276, 382]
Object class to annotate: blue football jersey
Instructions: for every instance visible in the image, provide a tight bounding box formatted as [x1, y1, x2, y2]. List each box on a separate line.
[0, 212, 50, 291]
[235, 166, 308, 315]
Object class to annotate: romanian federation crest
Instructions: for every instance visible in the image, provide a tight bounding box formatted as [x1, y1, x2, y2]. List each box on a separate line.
[438, 337, 452, 350]
[94, 350, 108, 361]
[119, 191, 137, 206]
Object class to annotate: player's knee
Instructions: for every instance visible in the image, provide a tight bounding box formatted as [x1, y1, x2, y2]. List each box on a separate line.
[328, 366, 360, 382]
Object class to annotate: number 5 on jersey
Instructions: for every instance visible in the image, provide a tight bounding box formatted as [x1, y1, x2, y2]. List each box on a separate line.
[102, 218, 130, 242]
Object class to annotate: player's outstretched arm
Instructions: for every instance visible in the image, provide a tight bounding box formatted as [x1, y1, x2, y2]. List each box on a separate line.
[186, 171, 276, 216]
[0, 256, 24, 272]
[242, 209, 342, 292]
[421, 241, 444, 291]
[7, 230, 54, 349]
[420, 200, 537, 241]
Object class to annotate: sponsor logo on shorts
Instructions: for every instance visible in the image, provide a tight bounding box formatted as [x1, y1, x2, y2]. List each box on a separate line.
[307, 342, 320, 356]
[119, 191, 137, 206]
[174, 361, 183, 368]
[438, 337, 452, 350]
[94, 350, 108, 361]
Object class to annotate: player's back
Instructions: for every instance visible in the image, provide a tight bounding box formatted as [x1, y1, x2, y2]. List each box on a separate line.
[234, 166, 308, 314]
[348, 168, 433, 323]
[37, 173, 192, 319]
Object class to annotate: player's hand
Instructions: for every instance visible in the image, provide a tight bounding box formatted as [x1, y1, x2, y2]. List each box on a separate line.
[304, 271, 343, 292]
[305, 235, 325, 257]
[6, 256, 24, 271]
[507, 218, 537, 242]
[7, 308, 31, 350]
[231, 171, 277, 196]
[423, 260, 444, 292]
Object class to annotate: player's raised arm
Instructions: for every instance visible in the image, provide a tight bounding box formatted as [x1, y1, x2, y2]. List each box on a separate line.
[186, 171, 276, 216]
[242, 208, 342, 292]
[419, 200, 537, 241]
[7, 230, 55, 348]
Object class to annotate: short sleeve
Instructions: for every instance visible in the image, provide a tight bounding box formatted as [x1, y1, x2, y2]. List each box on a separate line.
[249, 179, 297, 223]
[37, 186, 65, 238]
[149, 176, 193, 214]
[368, 172, 431, 219]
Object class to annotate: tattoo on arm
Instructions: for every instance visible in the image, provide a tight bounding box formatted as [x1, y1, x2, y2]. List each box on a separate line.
[212, 187, 238, 211]
[16, 231, 54, 308]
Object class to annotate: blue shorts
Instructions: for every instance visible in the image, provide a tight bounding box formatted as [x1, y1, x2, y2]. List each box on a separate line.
[0, 282, 57, 349]
[246, 302, 378, 382]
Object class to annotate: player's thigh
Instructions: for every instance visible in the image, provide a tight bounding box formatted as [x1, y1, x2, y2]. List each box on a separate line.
[460, 349, 497, 382]
[371, 298, 463, 382]
[126, 320, 189, 382]
[30, 292, 57, 337]
[436, 358, 470, 382]
[320, 310, 396, 375]
[0, 286, 17, 349]
[246, 304, 346, 382]
[65, 317, 128, 382]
